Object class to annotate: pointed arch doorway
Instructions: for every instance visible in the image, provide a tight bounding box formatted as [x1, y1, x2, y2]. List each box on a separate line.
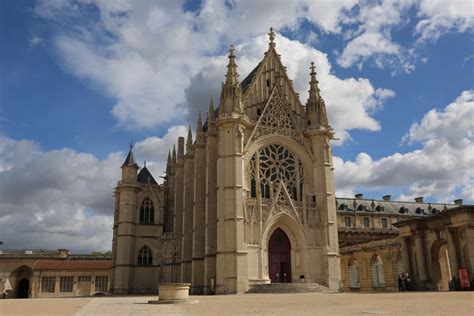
[268, 228, 292, 283]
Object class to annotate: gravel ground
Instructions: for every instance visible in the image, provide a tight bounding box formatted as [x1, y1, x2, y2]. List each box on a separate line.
[0, 292, 472, 316]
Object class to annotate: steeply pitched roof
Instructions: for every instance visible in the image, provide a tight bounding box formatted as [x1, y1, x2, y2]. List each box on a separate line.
[33, 259, 112, 270]
[240, 62, 261, 93]
[121, 148, 138, 168]
[137, 166, 158, 185]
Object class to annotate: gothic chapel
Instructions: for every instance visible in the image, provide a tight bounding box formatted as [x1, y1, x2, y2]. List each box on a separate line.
[111, 29, 341, 294]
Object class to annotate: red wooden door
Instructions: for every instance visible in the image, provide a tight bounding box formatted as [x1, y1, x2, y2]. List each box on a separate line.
[268, 228, 292, 283]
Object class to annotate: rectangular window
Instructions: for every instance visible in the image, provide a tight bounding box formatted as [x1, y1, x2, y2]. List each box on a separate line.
[381, 218, 388, 228]
[344, 217, 352, 228]
[95, 276, 109, 292]
[78, 276, 91, 282]
[41, 277, 56, 293]
[60, 276, 74, 292]
[363, 217, 370, 228]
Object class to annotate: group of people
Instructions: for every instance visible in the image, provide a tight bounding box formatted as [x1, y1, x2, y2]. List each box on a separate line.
[398, 272, 412, 291]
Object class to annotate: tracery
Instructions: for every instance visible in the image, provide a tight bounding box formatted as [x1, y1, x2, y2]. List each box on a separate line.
[247, 144, 304, 201]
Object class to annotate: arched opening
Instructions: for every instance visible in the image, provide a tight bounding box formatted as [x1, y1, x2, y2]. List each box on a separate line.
[16, 278, 29, 298]
[431, 239, 451, 291]
[348, 259, 360, 289]
[371, 255, 385, 288]
[8, 265, 32, 299]
[268, 228, 291, 283]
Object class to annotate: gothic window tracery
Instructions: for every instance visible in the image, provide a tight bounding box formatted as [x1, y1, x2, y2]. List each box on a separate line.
[140, 197, 154, 224]
[137, 245, 153, 265]
[247, 144, 304, 201]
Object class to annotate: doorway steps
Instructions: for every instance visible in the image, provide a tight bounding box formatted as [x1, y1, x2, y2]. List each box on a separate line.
[246, 283, 334, 294]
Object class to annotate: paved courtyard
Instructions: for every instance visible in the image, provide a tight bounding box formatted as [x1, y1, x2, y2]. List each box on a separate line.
[0, 292, 473, 315]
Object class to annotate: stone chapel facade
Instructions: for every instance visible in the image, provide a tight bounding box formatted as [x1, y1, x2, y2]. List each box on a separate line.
[111, 29, 341, 295]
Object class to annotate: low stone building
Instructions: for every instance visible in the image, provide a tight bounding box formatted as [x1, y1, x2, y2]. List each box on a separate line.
[395, 205, 474, 291]
[0, 249, 111, 298]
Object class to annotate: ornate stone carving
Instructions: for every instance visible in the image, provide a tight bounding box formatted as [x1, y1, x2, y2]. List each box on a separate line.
[248, 86, 305, 147]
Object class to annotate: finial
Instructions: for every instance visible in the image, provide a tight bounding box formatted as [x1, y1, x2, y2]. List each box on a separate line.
[187, 125, 193, 145]
[268, 27, 275, 47]
[144, 160, 146, 168]
[167, 150, 171, 162]
[224, 44, 239, 86]
[310, 62, 316, 75]
[129, 138, 133, 150]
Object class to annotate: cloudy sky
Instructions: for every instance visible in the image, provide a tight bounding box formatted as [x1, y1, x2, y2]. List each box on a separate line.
[1, 0, 473, 253]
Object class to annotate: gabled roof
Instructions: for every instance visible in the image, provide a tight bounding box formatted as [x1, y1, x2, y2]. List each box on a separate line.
[137, 166, 158, 185]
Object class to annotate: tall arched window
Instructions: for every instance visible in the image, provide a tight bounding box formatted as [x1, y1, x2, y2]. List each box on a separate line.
[140, 197, 154, 224]
[246, 144, 304, 201]
[348, 259, 360, 288]
[371, 255, 385, 288]
[137, 246, 153, 265]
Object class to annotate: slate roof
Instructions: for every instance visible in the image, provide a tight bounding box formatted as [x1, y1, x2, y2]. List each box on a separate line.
[33, 259, 112, 270]
[121, 149, 138, 168]
[137, 166, 158, 185]
[240, 62, 261, 93]
[336, 197, 457, 217]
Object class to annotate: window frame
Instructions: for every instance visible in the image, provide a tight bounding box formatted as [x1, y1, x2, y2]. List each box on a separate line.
[95, 276, 109, 292]
[344, 216, 352, 228]
[363, 217, 370, 228]
[60, 276, 74, 292]
[41, 276, 56, 293]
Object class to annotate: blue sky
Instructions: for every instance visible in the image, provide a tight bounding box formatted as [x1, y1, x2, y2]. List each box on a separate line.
[0, 0, 473, 252]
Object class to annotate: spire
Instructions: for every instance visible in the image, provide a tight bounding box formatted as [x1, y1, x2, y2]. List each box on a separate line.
[306, 62, 329, 127]
[220, 45, 242, 114]
[196, 112, 205, 143]
[309, 62, 320, 99]
[121, 142, 138, 169]
[268, 27, 276, 48]
[186, 126, 193, 154]
[166, 150, 171, 172]
[172, 145, 177, 163]
[225, 45, 239, 86]
[207, 97, 215, 121]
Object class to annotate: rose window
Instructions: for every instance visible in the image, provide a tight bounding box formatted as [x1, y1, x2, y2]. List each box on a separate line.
[247, 144, 304, 201]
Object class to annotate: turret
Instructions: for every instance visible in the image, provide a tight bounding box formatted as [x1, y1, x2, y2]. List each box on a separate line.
[219, 45, 242, 114]
[306, 62, 329, 127]
[121, 143, 138, 184]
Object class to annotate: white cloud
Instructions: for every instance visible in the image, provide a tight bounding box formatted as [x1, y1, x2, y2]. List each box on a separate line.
[337, 0, 414, 71]
[0, 125, 187, 252]
[183, 34, 394, 144]
[334, 90, 474, 203]
[35, 0, 390, 133]
[405, 90, 474, 146]
[415, 0, 474, 42]
[29, 36, 43, 47]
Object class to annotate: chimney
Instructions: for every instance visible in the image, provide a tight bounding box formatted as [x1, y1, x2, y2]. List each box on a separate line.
[382, 195, 391, 202]
[454, 199, 463, 205]
[415, 197, 424, 203]
[354, 193, 364, 199]
[58, 249, 70, 258]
